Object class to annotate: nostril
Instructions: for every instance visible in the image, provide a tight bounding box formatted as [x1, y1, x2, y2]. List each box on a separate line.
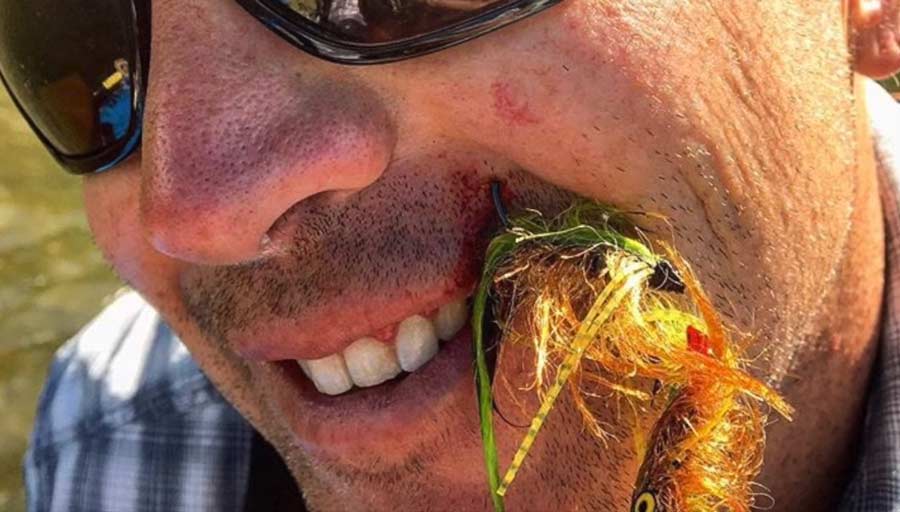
[141, 64, 396, 265]
[142, 198, 271, 265]
[259, 189, 349, 259]
[140, 124, 395, 265]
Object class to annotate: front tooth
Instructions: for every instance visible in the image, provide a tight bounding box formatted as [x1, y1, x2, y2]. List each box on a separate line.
[303, 354, 354, 396]
[344, 337, 402, 387]
[434, 299, 468, 341]
[395, 315, 439, 372]
[298, 360, 311, 379]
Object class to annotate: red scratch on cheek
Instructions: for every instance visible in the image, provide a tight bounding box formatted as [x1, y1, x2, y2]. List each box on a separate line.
[490, 81, 541, 126]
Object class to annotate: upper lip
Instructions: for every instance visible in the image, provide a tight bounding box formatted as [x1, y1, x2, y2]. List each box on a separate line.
[178, 172, 506, 365]
[230, 286, 474, 361]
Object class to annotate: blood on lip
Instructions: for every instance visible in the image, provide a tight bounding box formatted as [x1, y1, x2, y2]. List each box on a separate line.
[368, 306, 441, 343]
[226, 174, 496, 362]
[369, 323, 398, 343]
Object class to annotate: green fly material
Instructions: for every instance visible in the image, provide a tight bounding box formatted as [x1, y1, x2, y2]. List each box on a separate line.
[471, 201, 792, 512]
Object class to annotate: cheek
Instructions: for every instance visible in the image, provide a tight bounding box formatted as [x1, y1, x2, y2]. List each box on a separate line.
[83, 158, 182, 302]
[84, 158, 274, 432]
[434, 0, 857, 365]
[407, 0, 704, 206]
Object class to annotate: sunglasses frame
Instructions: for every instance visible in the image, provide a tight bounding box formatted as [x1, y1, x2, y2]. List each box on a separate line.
[234, 0, 563, 64]
[0, 0, 152, 175]
[1, 0, 560, 175]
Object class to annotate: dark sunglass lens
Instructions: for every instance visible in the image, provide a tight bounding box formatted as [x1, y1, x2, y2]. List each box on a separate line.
[0, 0, 139, 157]
[273, 0, 511, 44]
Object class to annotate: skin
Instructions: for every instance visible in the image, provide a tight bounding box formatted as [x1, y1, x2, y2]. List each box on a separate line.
[80, 0, 899, 509]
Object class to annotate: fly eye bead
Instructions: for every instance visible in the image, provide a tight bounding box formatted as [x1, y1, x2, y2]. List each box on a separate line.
[632, 491, 657, 512]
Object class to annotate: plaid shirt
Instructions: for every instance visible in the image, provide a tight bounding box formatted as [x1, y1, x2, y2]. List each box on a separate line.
[23, 80, 900, 512]
[840, 81, 900, 510]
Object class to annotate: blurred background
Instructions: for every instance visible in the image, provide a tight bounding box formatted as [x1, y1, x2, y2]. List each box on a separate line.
[887, 74, 900, 100]
[0, 89, 122, 511]
[0, 76, 898, 512]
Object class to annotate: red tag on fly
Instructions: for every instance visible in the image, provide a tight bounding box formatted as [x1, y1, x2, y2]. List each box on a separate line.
[686, 325, 711, 356]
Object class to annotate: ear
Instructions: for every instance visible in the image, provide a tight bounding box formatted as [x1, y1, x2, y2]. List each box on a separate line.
[850, 0, 900, 78]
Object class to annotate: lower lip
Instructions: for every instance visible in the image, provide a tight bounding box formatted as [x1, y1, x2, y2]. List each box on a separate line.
[263, 326, 475, 456]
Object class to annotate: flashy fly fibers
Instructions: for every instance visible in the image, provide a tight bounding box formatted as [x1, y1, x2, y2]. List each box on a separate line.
[472, 187, 792, 512]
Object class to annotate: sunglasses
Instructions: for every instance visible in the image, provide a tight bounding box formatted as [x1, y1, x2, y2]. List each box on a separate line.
[0, 0, 561, 175]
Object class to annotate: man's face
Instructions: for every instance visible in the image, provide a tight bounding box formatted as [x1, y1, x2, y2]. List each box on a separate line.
[82, 0, 879, 509]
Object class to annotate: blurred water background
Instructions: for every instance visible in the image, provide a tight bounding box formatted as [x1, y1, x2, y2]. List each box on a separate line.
[0, 89, 122, 511]
[0, 75, 897, 512]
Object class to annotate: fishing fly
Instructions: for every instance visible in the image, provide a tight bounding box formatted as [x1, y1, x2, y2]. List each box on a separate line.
[473, 183, 793, 511]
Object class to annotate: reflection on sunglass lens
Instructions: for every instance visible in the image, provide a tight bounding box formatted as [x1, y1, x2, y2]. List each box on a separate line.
[0, 0, 138, 156]
[273, 0, 508, 43]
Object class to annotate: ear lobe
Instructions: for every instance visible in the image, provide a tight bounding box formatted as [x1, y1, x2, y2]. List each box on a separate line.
[850, 0, 900, 78]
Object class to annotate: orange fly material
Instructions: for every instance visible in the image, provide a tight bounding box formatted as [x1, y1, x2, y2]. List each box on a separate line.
[489, 240, 793, 510]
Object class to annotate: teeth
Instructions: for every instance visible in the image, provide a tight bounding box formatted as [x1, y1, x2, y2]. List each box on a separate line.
[296, 298, 471, 395]
[303, 354, 353, 396]
[433, 298, 468, 341]
[343, 337, 402, 387]
[395, 315, 439, 372]
[298, 360, 311, 378]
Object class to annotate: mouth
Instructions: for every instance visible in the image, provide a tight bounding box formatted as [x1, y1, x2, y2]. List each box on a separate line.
[179, 169, 580, 461]
[259, 292, 480, 456]
[295, 297, 469, 395]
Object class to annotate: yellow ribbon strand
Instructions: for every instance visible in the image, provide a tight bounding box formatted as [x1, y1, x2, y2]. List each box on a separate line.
[497, 257, 653, 496]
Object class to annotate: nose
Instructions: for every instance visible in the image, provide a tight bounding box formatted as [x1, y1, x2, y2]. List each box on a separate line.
[140, 2, 395, 265]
